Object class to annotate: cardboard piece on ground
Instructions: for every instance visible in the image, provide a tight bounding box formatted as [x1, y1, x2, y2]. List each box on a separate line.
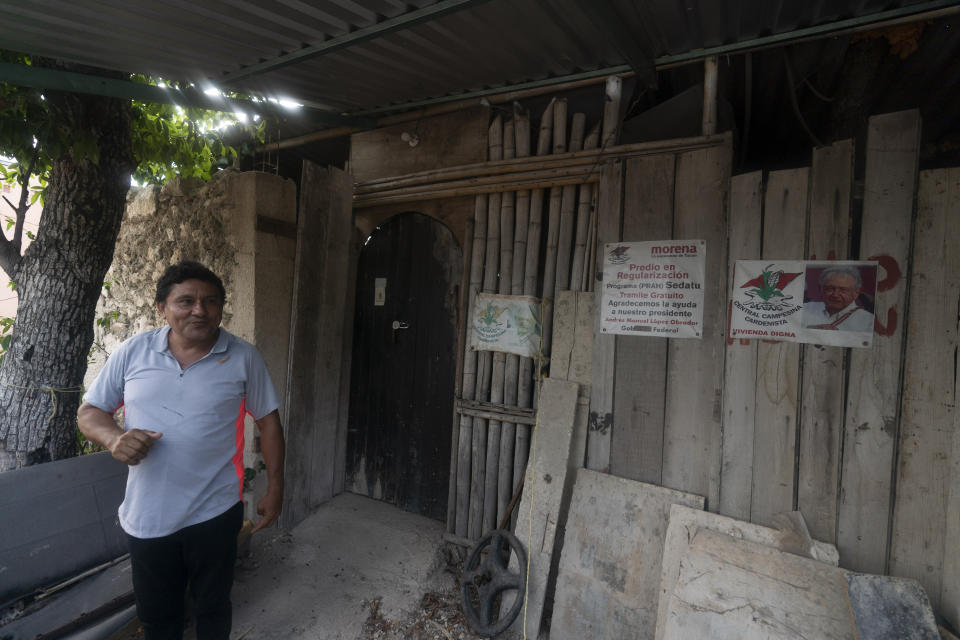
[506, 378, 579, 640]
[550, 469, 704, 640]
[661, 529, 853, 640]
[844, 574, 939, 639]
[655, 504, 840, 640]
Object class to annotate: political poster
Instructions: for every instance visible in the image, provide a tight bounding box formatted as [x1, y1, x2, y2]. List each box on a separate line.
[730, 260, 878, 348]
[599, 240, 706, 338]
[470, 293, 542, 357]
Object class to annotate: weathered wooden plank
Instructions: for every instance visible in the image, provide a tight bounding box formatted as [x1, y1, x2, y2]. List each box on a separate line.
[945, 392, 960, 632]
[656, 503, 840, 640]
[552, 291, 577, 381]
[797, 140, 853, 544]
[718, 171, 763, 521]
[610, 154, 674, 484]
[890, 168, 960, 613]
[447, 217, 474, 533]
[282, 162, 353, 528]
[587, 159, 624, 472]
[506, 378, 579, 640]
[550, 470, 704, 640]
[838, 109, 921, 574]
[750, 167, 808, 527]
[661, 141, 730, 510]
[349, 106, 489, 183]
[660, 529, 853, 640]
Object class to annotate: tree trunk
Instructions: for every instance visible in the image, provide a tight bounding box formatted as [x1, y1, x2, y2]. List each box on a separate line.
[0, 88, 133, 471]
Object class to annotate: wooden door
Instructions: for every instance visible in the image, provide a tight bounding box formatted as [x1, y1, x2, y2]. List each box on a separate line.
[346, 213, 461, 520]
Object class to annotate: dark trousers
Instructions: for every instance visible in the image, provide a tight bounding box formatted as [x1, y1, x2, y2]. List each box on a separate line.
[127, 502, 243, 640]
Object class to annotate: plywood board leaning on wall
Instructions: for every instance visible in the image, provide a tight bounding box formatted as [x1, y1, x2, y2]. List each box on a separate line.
[890, 167, 960, 626]
[655, 503, 840, 640]
[661, 139, 731, 511]
[550, 470, 704, 640]
[838, 109, 920, 574]
[610, 154, 674, 485]
[506, 378, 579, 640]
[660, 529, 853, 640]
[282, 163, 354, 529]
[797, 140, 853, 544]
[719, 171, 762, 521]
[750, 168, 807, 527]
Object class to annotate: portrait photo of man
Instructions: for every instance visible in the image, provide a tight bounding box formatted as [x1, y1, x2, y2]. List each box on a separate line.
[801, 264, 876, 332]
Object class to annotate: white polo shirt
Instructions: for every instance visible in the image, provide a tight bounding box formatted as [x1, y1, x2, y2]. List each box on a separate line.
[84, 326, 279, 539]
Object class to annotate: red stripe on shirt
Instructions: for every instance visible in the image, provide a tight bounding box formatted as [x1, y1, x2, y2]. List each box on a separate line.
[234, 397, 248, 501]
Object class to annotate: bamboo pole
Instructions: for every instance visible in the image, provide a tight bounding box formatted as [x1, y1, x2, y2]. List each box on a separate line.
[539, 99, 567, 371]
[484, 118, 515, 532]
[447, 216, 473, 533]
[555, 111, 586, 293]
[468, 116, 503, 539]
[537, 98, 555, 157]
[354, 173, 600, 208]
[570, 121, 599, 291]
[513, 102, 552, 507]
[553, 98, 568, 155]
[455, 196, 487, 537]
[353, 133, 728, 193]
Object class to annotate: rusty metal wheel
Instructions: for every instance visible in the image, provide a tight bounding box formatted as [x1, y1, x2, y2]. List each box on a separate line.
[460, 529, 527, 637]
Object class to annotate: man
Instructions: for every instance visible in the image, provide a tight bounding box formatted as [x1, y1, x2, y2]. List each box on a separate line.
[78, 261, 285, 640]
[801, 265, 874, 332]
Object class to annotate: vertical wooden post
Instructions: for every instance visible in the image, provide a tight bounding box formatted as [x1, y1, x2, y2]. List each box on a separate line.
[796, 140, 853, 543]
[587, 159, 623, 472]
[609, 154, 674, 484]
[718, 171, 762, 520]
[447, 217, 474, 532]
[838, 109, 920, 573]
[889, 167, 959, 615]
[661, 142, 730, 511]
[749, 168, 807, 526]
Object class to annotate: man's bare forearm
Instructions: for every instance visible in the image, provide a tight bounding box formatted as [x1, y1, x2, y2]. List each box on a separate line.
[77, 402, 161, 465]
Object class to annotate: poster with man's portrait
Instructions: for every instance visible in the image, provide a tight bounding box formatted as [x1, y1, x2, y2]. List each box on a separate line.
[730, 260, 878, 348]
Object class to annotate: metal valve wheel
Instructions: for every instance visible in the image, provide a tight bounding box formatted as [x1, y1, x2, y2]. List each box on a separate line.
[460, 529, 527, 637]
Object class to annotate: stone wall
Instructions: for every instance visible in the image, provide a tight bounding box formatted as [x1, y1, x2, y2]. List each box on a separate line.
[86, 169, 298, 521]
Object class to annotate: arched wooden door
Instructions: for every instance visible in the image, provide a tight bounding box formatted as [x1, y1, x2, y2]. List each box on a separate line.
[346, 213, 461, 521]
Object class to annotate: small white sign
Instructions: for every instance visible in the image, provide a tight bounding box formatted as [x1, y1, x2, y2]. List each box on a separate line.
[470, 293, 542, 357]
[599, 240, 706, 338]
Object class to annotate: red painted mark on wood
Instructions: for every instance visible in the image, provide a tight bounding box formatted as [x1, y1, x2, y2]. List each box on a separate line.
[874, 306, 898, 337]
[869, 254, 901, 292]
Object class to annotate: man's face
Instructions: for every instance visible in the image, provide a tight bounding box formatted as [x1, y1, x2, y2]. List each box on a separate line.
[821, 273, 859, 315]
[157, 279, 223, 346]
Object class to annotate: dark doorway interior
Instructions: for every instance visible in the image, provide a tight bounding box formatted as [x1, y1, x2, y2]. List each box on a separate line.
[346, 212, 461, 521]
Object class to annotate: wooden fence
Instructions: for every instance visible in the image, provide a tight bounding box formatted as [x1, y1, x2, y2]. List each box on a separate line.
[434, 103, 957, 626]
[591, 108, 958, 626]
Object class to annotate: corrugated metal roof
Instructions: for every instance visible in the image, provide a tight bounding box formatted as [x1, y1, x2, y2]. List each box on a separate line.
[0, 0, 955, 123]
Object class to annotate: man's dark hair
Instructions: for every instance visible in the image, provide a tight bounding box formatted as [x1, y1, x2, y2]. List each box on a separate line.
[155, 261, 226, 304]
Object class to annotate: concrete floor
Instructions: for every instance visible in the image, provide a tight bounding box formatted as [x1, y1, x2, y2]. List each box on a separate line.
[223, 492, 455, 640]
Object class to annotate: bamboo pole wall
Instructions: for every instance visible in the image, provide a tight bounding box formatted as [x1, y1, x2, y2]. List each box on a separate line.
[449, 84, 620, 538]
